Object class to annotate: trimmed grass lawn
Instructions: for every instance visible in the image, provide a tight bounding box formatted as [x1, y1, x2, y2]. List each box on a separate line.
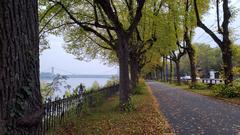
[55, 81, 174, 135]
[168, 83, 240, 105]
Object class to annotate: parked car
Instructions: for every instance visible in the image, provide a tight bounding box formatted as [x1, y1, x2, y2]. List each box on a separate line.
[181, 76, 200, 80]
[181, 76, 191, 80]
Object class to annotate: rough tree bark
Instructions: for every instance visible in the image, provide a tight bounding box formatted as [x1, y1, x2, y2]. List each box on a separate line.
[0, 0, 42, 134]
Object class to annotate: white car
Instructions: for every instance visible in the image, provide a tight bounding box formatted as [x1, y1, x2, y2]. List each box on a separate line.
[181, 76, 200, 80]
[181, 76, 191, 80]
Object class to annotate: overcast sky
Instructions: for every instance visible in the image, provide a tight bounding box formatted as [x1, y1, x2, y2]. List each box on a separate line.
[40, 0, 240, 75]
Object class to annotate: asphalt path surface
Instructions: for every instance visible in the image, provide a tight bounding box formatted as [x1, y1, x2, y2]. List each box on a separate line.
[148, 81, 240, 135]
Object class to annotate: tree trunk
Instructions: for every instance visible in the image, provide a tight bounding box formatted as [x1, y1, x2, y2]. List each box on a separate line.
[187, 48, 197, 87]
[162, 56, 166, 81]
[0, 0, 42, 134]
[221, 44, 233, 85]
[160, 67, 163, 81]
[175, 61, 181, 85]
[117, 36, 131, 111]
[166, 58, 169, 82]
[170, 59, 173, 83]
[130, 58, 140, 90]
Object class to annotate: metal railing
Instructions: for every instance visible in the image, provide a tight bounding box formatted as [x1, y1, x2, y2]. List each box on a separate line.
[201, 78, 224, 85]
[38, 84, 119, 135]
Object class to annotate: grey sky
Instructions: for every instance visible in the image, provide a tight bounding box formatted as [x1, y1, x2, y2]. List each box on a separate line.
[40, 0, 240, 75]
[40, 36, 118, 75]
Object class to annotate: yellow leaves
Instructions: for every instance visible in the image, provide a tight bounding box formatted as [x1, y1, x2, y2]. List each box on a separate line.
[233, 66, 240, 75]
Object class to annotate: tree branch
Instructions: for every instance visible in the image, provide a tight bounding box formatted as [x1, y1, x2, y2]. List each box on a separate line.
[216, 0, 223, 34]
[40, 3, 57, 23]
[40, 22, 75, 35]
[222, 0, 231, 44]
[50, 0, 114, 47]
[127, 0, 146, 36]
[96, 0, 123, 30]
[86, 34, 113, 50]
[193, 0, 223, 47]
[39, 7, 63, 34]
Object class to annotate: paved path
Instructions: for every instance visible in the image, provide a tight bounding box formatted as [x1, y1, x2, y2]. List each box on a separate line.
[148, 81, 240, 135]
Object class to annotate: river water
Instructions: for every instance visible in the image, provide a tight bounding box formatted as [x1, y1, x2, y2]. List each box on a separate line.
[41, 77, 111, 98]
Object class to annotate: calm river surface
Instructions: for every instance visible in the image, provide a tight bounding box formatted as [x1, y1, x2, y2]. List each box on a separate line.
[41, 77, 111, 98]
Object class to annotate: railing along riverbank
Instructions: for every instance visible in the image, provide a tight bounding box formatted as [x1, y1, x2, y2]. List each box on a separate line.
[38, 84, 119, 135]
[147, 77, 224, 86]
[180, 78, 224, 85]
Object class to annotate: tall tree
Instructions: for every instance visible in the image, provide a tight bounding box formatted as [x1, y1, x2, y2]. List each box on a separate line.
[194, 0, 233, 84]
[97, 0, 146, 110]
[128, 0, 161, 89]
[40, 0, 146, 110]
[169, 47, 187, 84]
[183, 0, 198, 87]
[168, 2, 187, 84]
[0, 0, 42, 134]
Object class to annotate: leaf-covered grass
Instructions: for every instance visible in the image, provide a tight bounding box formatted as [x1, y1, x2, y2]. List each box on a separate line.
[55, 81, 173, 135]
[168, 83, 240, 105]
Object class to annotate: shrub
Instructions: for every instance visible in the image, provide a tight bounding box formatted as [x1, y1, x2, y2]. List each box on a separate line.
[132, 80, 146, 95]
[89, 92, 103, 107]
[104, 76, 119, 87]
[193, 83, 208, 90]
[80, 97, 90, 114]
[89, 81, 100, 91]
[212, 84, 239, 98]
[233, 79, 240, 88]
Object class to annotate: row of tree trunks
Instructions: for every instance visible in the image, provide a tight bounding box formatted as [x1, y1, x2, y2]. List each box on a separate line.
[148, 60, 179, 84]
[0, 0, 42, 134]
